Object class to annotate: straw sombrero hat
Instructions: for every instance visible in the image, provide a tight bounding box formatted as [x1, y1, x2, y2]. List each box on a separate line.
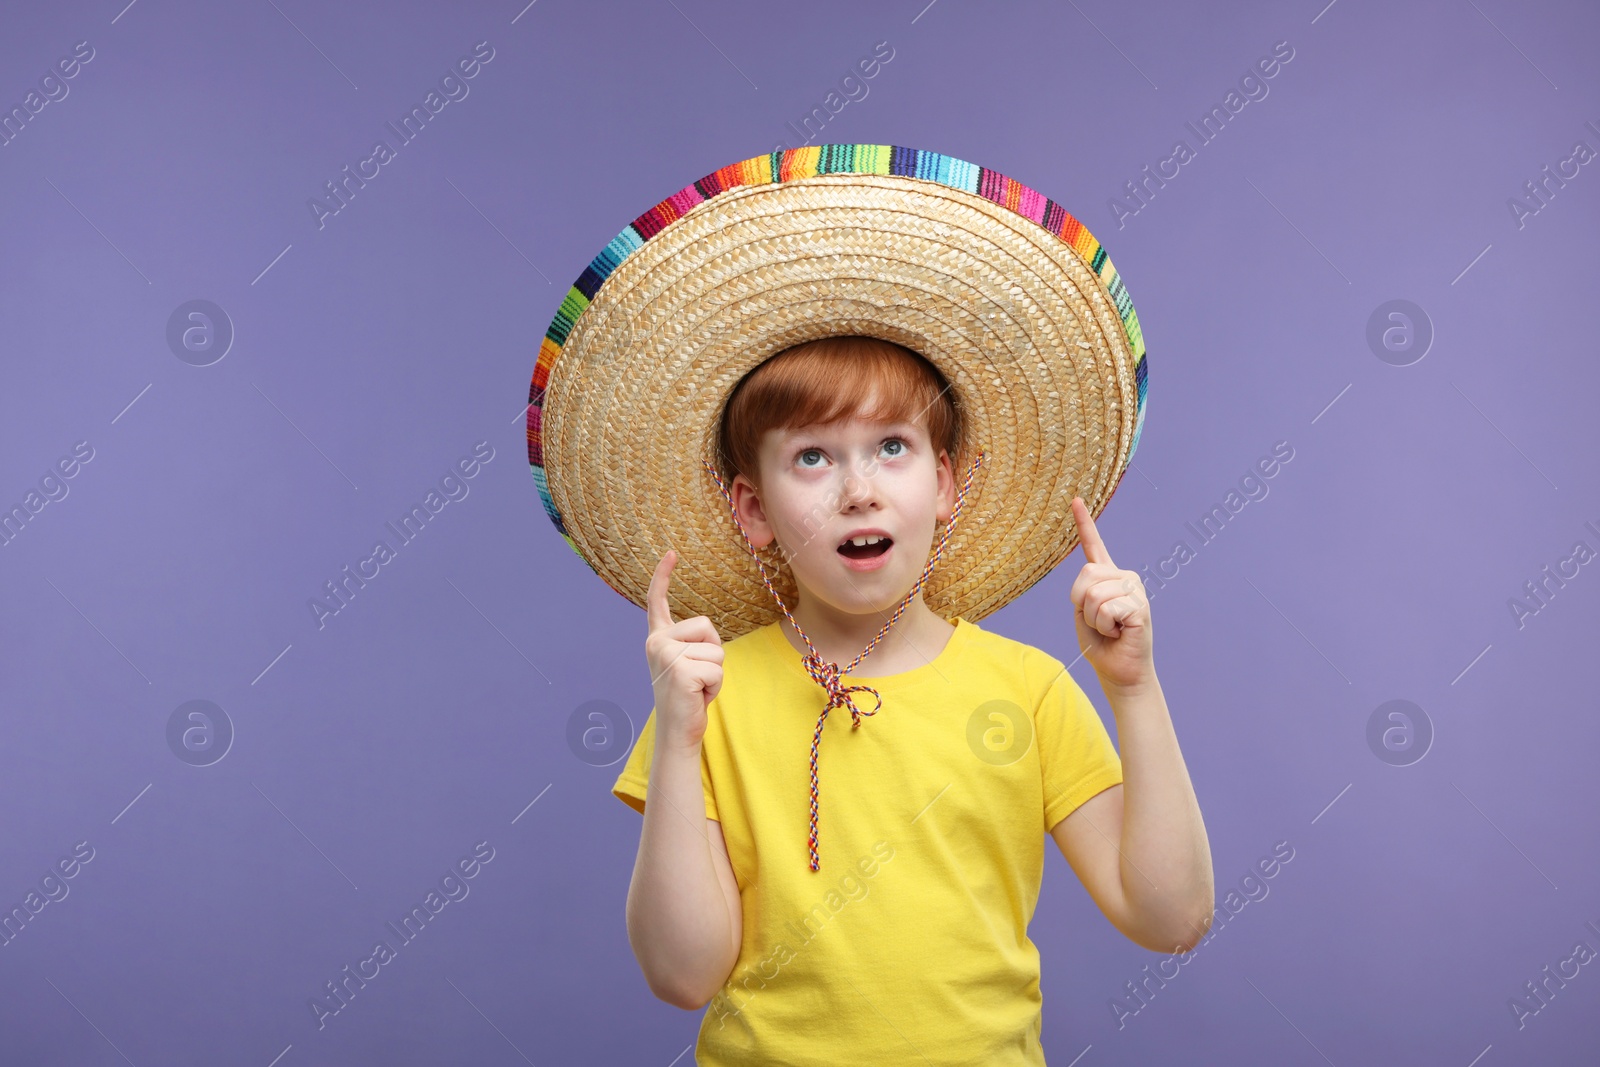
[526, 143, 1147, 639]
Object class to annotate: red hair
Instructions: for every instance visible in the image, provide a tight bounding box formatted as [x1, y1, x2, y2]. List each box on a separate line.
[716, 335, 965, 492]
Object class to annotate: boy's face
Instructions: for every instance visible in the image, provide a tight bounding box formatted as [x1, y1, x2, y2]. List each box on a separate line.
[729, 400, 956, 619]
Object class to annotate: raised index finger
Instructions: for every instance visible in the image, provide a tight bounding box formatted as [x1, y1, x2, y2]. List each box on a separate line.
[1071, 496, 1115, 567]
[647, 550, 677, 633]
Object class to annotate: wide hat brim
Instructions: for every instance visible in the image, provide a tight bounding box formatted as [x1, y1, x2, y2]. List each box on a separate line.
[527, 144, 1147, 639]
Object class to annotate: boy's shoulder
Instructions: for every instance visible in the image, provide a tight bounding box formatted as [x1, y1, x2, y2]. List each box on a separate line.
[954, 619, 1087, 709]
[712, 621, 791, 682]
[724, 620, 784, 658]
[958, 617, 1068, 668]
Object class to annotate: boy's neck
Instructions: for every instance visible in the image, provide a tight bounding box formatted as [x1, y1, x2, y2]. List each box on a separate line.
[778, 592, 956, 676]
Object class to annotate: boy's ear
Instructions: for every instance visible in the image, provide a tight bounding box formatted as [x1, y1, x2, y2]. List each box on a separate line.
[935, 449, 956, 525]
[729, 473, 777, 549]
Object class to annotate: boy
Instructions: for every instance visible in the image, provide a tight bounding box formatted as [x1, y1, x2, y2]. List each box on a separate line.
[614, 336, 1210, 1063]
[526, 145, 1210, 1064]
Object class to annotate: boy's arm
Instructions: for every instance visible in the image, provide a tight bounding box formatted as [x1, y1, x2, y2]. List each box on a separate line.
[624, 736, 742, 1009]
[1050, 673, 1212, 953]
[1054, 498, 1213, 953]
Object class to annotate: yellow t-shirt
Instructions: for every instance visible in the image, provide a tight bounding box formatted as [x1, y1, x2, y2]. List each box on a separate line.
[612, 615, 1124, 1066]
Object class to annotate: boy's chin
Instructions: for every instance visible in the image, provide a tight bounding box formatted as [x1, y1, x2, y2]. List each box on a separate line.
[792, 569, 922, 619]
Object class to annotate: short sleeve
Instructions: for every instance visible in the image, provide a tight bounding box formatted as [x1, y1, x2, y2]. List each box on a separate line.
[1036, 665, 1123, 832]
[611, 706, 719, 821]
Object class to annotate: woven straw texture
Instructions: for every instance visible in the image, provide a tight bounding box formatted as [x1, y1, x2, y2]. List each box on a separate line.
[528, 145, 1147, 638]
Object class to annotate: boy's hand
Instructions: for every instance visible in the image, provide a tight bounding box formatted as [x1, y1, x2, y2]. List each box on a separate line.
[1068, 497, 1155, 691]
[645, 550, 725, 748]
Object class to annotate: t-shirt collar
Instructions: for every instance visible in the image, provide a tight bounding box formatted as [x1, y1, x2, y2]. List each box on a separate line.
[762, 615, 972, 689]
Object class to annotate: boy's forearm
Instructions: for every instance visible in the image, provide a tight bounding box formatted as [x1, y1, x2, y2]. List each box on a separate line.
[1104, 673, 1214, 951]
[625, 739, 737, 1008]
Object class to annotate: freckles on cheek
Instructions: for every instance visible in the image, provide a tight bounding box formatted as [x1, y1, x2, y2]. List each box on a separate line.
[773, 490, 825, 553]
[773, 508, 808, 550]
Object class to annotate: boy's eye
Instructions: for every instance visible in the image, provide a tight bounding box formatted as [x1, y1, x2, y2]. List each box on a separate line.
[795, 438, 907, 468]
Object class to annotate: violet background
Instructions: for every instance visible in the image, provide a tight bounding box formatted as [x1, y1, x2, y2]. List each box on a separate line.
[2, 0, 1597, 1064]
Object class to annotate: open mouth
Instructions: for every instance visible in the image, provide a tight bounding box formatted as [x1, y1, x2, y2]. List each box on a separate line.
[837, 535, 893, 560]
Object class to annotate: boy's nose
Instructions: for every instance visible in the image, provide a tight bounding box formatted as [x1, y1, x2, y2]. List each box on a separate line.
[838, 462, 880, 508]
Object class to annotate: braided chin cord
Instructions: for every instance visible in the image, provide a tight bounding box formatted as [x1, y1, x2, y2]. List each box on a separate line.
[699, 450, 985, 871]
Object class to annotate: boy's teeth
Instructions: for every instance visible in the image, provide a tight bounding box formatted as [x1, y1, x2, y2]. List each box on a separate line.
[849, 535, 885, 546]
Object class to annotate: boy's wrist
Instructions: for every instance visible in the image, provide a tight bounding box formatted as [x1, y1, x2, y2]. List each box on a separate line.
[655, 729, 704, 757]
[1099, 668, 1162, 701]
